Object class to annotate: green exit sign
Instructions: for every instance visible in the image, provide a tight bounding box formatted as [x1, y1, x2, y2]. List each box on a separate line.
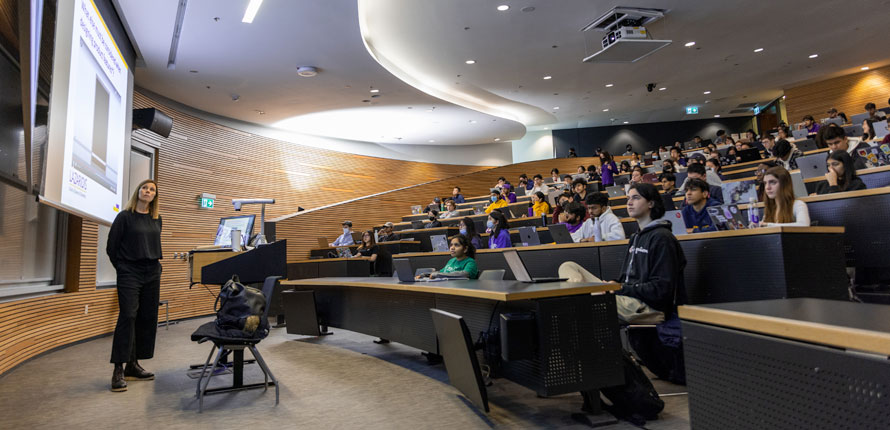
[200, 197, 214, 208]
[686, 106, 699, 114]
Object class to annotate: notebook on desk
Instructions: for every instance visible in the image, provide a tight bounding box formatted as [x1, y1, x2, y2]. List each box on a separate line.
[503, 250, 566, 283]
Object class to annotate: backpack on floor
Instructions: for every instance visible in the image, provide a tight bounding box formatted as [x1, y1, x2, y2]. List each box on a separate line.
[600, 349, 665, 424]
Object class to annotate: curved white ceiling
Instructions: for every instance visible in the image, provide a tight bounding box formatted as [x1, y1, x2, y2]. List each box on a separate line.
[116, 0, 525, 146]
[358, 0, 890, 130]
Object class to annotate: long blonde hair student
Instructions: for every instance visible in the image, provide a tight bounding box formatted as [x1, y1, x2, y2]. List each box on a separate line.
[763, 167, 795, 224]
[124, 179, 160, 219]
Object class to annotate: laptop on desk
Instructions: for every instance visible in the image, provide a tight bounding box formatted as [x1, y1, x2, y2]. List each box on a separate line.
[663, 210, 688, 236]
[503, 250, 567, 283]
[873, 120, 889, 139]
[518, 226, 541, 246]
[547, 223, 574, 244]
[795, 138, 818, 153]
[606, 186, 625, 197]
[430, 234, 449, 252]
[737, 148, 762, 163]
[850, 112, 870, 125]
[792, 129, 809, 140]
[706, 205, 747, 231]
[797, 153, 828, 180]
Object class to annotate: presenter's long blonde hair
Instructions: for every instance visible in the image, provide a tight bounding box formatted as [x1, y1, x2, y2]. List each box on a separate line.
[124, 179, 160, 219]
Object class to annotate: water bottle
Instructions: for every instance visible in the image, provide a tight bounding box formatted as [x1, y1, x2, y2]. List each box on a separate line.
[541, 213, 548, 227]
[748, 197, 759, 226]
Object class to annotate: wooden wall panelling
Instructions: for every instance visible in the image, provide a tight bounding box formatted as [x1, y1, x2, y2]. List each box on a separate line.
[784, 66, 890, 124]
[0, 90, 493, 375]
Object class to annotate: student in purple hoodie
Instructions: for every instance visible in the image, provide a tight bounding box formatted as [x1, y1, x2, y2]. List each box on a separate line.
[487, 211, 512, 249]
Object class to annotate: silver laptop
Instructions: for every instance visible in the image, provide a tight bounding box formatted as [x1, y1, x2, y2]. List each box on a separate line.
[606, 186, 625, 197]
[873, 120, 889, 138]
[502, 250, 566, 283]
[571, 173, 588, 181]
[515, 186, 527, 197]
[721, 180, 758, 205]
[823, 117, 843, 126]
[518, 226, 540, 246]
[850, 112, 870, 125]
[792, 129, 809, 140]
[653, 160, 664, 171]
[663, 210, 688, 236]
[796, 153, 827, 180]
[430, 234, 449, 252]
[790, 171, 808, 199]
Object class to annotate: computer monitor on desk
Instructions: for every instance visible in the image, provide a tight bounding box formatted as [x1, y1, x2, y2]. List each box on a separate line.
[213, 215, 255, 248]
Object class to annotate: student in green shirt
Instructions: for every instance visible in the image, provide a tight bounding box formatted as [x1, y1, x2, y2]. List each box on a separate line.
[417, 235, 479, 279]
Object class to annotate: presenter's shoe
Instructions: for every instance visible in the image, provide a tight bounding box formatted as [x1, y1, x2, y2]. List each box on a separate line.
[124, 361, 155, 381]
[111, 366, 127, 392]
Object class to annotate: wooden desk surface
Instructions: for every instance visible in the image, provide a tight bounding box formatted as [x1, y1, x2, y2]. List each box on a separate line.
[292, 257, 371, 264]
[282, 277, 619, 301]
[803, 164, 890, 184]
[377, 240, 420, 245]
[801, 185, 890, 202]
[394, 227, 841, 257]
[679, 298, 890, 356]
[396, 226, 460, 234]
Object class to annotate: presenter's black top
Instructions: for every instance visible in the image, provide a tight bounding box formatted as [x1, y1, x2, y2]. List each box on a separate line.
[106, 210, 163, 268]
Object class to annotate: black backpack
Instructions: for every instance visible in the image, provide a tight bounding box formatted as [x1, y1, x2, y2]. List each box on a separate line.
[599, 350, 665, 425]
[214, 275, 268, 337]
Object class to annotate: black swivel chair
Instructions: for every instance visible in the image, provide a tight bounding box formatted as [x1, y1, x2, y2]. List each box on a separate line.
[191, 275, 281, 412]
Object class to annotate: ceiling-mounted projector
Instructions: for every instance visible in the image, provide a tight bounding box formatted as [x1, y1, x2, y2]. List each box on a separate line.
[581, 7, 672, 63]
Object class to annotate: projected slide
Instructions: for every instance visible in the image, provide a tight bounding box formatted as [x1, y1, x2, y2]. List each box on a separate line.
[43, 0, 130, 224]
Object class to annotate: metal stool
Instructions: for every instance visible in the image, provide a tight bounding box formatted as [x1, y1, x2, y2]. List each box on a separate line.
[158, 300, 170, 330]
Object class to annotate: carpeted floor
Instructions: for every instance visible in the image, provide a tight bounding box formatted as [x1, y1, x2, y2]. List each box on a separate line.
[0, 317, 690, 429]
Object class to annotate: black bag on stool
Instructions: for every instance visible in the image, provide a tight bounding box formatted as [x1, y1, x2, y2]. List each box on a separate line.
[215, 275, 268, 337]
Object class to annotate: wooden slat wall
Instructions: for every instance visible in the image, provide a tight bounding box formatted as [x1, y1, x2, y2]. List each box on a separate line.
[0, 91, 491, 375]
[784, 66, 890, 123]
[276, 157, 603, 261]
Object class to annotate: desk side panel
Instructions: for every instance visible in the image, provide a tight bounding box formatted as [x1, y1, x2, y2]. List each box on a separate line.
[683, 321, 890, 430]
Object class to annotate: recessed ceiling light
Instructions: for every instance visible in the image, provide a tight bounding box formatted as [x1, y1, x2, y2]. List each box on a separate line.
[553, 106, 560, 110]
[189, 70, 198, 73]
[428, 140, 435, 143]
[754, 48, 764, 53]
[369, 89, 379, 93]
[684, 41, 696, 47]
[494, 138, 501, 141]
[809, 54, 818, 59]
[469, 120, 477, 124]
[714, 114, 721, 118]
[623, 121, 629, 124]
[426, 109, 433, 112]
[861, 66, 870, 71]
[605, 83, 614, 87]
[602, 108, 609, 112]
[497, 5, 509, 11]
[703, 91, 711, 95]
[543, 75, 552, 80]
[465, 60, 476, 65]
[543, 127, 549, 130]
[241, 0, 263, 23]
[658, 87, 667, 91]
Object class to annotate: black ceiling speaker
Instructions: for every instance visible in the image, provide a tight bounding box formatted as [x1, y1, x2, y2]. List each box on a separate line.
[132, 108, 173, 138]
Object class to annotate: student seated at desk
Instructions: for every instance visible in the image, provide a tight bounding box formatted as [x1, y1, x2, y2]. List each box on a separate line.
[801, 115, 821, 135]
[487, 211, 512, 249]
[660, 173, 679, 211]
[586, 164, 600, 182]
[551, 192, 573, 223]
[485, 190, 508, 214]
[377, 222, 399, 242]
[755, 160, 778, 202]
[550, 168, 560, 184]
[572, 177, 589, 203]
[629, 167, 643, 185]
[530, 191, 550, 217]
[705, 158, 724, 181]
[494, 176, 507, 189]
[669, 146, 688, 167]
[425, 211, 443, 229]
[721, 147, 739, 166]
[662, 159, 677, 174]
[500, 183, 517, 203]
[760, 166, 811, 227]
[825, 125, 869, 170]
[330, 220, 355, 247]
[451, 186, 465, 204]
[561, 174, 574, 189]
[679, 163, 724, 204]
[813, 150, 867, 195]
[352, 229, 379, 266]
[773, 139, 801, 171]
[417, 235, 479, 280]
[560, 183, 687, 324]
[861, 119, 877, 143]
[439, 199, 459, 219]
[530, 174, 551, 195]
[681, 178, 720, 233]
[562, 202, 594, 243]
[619, 160, 632, 174]
[459, 217, 484, 250]
[580, 193, 625, 242]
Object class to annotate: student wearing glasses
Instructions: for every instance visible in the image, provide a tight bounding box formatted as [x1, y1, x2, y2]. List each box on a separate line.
[813, 150, 867, 195]
[760, 166, 810, 227]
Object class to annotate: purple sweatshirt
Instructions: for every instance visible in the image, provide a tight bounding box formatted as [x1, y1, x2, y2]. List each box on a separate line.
[488, 229, 512, 249]
[601, 161, 617, 186]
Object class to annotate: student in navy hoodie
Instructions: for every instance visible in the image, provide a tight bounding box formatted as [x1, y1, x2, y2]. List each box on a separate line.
[680, 178, 720, 233]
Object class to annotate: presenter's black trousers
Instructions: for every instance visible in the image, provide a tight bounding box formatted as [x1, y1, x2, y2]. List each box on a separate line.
[110, 260, 161, 364]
